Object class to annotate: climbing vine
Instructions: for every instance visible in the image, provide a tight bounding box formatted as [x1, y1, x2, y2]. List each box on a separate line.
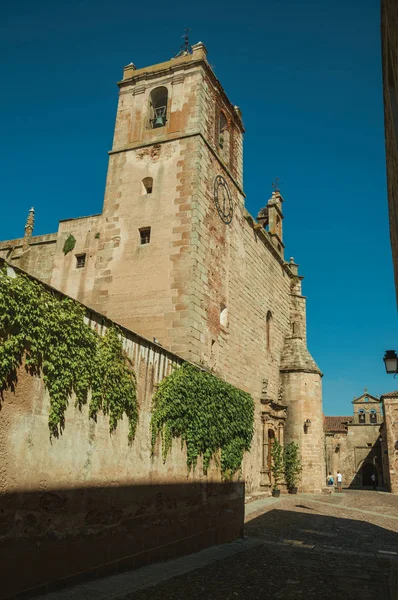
[0, 268, 137, 440]
[150, 363, 254, 480]
[90, 328, 138, 442]
[63, 234, 76, 255]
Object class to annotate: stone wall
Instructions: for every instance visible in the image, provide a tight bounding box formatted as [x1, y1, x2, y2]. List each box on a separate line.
[381, 391, 398, 493]
[0, 266, 244, 598]
[0, 47, 325, 495]
[325, 424, 383, 488]
[281, 370, 324, 493]
[0, 233, 57, 284]
[381, 0, 398, 304]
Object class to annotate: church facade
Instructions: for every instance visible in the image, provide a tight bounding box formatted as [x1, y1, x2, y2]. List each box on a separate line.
[0, 43, 325, 493]
[325, 391, 384, 488]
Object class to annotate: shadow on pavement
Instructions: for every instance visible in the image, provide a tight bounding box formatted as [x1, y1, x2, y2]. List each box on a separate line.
[128, 505, 398, 600]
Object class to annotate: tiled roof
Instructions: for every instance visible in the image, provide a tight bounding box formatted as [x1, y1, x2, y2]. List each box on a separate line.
[380, 390, 398, 399]
[324, 416, 352, 432]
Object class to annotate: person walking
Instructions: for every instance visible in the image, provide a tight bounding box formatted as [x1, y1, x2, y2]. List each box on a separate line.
[327, 472, 334, 486]
[371, 472, 377, 491]
[336, 470, 343, 492]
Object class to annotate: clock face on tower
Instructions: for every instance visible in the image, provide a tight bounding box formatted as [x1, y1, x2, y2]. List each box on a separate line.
[213, 175, 234, 224]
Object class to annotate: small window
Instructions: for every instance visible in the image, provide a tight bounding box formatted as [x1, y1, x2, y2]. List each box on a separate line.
[149, 87, 168, 129]
[219, 112, 227, 148]
[142, 177, 153, 194]
[139, 227, 151, 245]
[358, 409, 366, 424]
[370, 409, 377, 424]
[76, 254, 86, 269]
[266, 310, 272, 350]
[220, 305, 228, 327]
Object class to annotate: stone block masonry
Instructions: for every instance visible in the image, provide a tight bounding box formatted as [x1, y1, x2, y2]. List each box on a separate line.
[0, 261, 244, 599]
[0, 43, 325, 495]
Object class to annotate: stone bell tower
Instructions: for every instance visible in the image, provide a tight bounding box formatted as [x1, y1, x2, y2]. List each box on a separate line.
[75, 42, 245, 363]
[43, 43, 325, 493]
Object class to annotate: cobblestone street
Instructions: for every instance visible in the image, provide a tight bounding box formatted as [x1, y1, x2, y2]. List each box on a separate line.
[125, 490, 398, 600]
[45, 490, 398, 600]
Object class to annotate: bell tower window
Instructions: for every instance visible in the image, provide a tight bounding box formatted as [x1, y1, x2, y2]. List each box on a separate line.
[149, 87, 168, 129]
[370, 409, 377, 424]
[219, 112, 227, 148]
[218, 110, 230, 164]
[358, 409, 366, 424]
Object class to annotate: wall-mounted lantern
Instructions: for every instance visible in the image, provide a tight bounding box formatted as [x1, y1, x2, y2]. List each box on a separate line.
[304, 418, 311, 430]
[383, 350, 398, 374]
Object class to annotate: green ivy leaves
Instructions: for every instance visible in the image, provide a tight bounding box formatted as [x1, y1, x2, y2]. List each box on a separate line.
[0, 268, 137, 440]
[90, 328, 138, 442]
[150, 363, 254, 480]
[63, 234, 76, 255]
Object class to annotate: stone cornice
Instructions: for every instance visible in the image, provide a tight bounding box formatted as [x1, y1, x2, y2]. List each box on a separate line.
[0, 233, 57, 250]
[245, 214, 301, 274]
[244, 213, 286, 266]
[268, 231, 285, 249]
[346, 422, 383, 427]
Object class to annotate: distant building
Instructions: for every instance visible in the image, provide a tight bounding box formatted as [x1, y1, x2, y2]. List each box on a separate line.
[381, 0, 398, 302]
[325, 391, 384, 487]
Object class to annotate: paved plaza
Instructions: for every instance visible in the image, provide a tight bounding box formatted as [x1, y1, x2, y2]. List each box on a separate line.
[44, 490, 398, 600]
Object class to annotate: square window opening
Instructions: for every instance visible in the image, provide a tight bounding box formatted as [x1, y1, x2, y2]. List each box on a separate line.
[139, 227, 151, 245]
[76, 254, 86, 269]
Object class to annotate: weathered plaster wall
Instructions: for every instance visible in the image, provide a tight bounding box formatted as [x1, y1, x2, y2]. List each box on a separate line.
[0, 303, 244, 598]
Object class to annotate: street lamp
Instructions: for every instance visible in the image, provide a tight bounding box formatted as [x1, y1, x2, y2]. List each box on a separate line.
[383, 350, 398, 374]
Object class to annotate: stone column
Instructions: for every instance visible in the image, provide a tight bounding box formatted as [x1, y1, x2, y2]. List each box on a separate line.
[280, 363, 324, 493]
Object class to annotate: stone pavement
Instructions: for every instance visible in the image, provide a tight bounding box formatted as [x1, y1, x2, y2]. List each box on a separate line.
[41, 490, 398, 600]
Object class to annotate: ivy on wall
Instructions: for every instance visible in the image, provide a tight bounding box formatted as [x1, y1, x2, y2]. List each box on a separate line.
[0, 268, 138, 440]
[90, 328, 138, 442]
[63, 234, 76, 255]
[150, 363, 254, 480]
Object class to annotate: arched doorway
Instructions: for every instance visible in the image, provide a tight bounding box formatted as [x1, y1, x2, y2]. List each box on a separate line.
[362, 462, 374, 486]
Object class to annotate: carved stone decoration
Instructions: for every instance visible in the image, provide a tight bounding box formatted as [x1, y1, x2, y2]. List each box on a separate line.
[260, 399, 287, 488]
[278, 383, 283, 403]
[260, 378, 268, 404]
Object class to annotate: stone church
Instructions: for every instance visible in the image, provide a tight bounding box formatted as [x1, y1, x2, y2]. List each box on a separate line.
[0, 42, 325, 493]
[325, 391, 384, 488]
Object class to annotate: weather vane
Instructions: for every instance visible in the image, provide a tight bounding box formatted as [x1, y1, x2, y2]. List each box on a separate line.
[272, 177, 280, 192]
[175, 27, 192, 57]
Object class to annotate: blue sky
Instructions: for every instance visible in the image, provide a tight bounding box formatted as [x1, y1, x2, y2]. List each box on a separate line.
[1, 0, 396, 415]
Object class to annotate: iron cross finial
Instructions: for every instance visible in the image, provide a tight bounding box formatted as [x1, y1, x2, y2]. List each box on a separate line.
[364, 387, 368, 394]
[175, 27, 192, 57]
[272, 178, 280, 192]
